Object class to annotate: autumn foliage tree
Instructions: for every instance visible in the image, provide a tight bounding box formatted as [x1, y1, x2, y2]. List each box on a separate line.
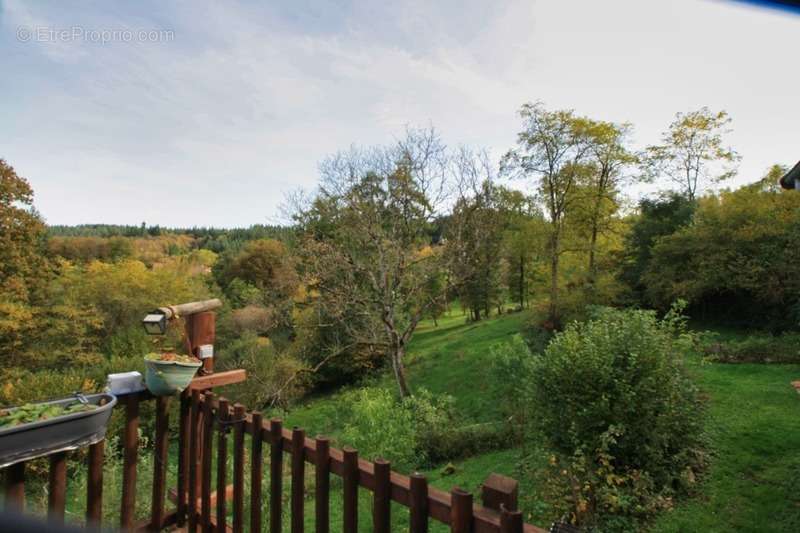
[579, 121, 637, 286]
[0, 159, 50, 303]
[502, 103, 594, 326]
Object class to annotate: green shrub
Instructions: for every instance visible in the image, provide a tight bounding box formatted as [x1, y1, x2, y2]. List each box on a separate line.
[338, 387, 459, 472]
[519, 312, 556, 354]
[216, 332, 307, 409]
[700, 331, 800, 363]
[340, 388, 418, 470]
[489, 336, 536, 440]
[498, 304, 707, 530]
[403, 389, 513, 463]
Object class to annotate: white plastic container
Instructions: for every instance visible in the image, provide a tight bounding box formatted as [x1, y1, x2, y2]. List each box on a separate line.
[106, 371, 145, 395]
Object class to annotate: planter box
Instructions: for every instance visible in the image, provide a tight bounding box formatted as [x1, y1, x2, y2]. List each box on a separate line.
[0, 393, 117, 468]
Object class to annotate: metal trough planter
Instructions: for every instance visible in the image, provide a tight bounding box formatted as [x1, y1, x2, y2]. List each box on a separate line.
[0, 393, 117, 468]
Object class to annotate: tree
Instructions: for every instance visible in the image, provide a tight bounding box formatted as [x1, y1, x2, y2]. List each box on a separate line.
[216, 239, 299, 305]
[446, 148, 504, 321]
[619, 193, 696, 303]
[496, 189, 547, 310]
[645, 107, 740, 201]
[580, 121, 637, 286]
[642, 166, 800, 328]
[296, 128, 452, 397]
[502, 103, 593, 326]
[0, 159, 49, 303]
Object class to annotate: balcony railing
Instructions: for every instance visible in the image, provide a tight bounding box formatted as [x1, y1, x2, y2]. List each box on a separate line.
[2, 370, 546, 532]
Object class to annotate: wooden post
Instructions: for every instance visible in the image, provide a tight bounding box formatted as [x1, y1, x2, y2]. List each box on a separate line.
[188, 390, 201, 532]
[201, 392, 215, 533]
[216, 398, 230, 533]
[250, 412, 264, 533]
[481, 473, 518, 512]
[4, 462, 25, 512]
[86, 440, 104, 526]
[373, 459, 391, 533]
[269, 419, 284, 533]
[410, 473, 429, 533]
[47, 452, 67, 524]
[450, 488, 473, 533]
[121, 394, 140, 530]
[314, 436, 330, 533]
[232, 404, 246, 533]
[500, 505, 523, 533]
[186, 311, 216, 374]
[291, 428, 306, 533]
[150, 396, 170, 531]
[177, 391, 191, 527]
[342, 447, 358, 533]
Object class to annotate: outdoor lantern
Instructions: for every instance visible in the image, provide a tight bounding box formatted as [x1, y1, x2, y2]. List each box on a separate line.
[142, 311, 168, 335]
[779, 160, 800, 190]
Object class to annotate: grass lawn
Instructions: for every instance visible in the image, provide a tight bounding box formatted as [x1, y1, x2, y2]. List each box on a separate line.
[651, 360, 800, 532]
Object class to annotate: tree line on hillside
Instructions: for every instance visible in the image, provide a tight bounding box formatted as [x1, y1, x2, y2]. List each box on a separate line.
[48, 224, 295, 255]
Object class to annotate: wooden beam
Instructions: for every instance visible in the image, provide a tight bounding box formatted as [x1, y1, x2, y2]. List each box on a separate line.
[187, 370, 247, 391]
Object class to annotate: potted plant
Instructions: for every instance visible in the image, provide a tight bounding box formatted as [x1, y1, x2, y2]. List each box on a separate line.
[0, 393, 117, 468]
[144, 351, 202, 396]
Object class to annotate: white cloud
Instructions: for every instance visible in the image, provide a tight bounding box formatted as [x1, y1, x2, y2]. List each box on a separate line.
[1, 0, 798, 226]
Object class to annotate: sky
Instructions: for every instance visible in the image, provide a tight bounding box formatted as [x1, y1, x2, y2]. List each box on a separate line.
[1, 0, 798, 228]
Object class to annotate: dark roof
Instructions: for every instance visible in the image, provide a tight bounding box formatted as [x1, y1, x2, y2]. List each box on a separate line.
[779, 160, 800, 190]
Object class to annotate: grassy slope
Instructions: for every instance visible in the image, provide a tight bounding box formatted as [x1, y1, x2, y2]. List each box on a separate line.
[287, 309, 800, 532]
[285, 309, 526, 434]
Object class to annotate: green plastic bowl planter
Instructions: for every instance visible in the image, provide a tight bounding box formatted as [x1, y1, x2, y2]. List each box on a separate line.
[144, 357, 202, 396]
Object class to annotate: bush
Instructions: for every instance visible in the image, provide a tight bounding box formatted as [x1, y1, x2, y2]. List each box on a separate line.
[489, 336, 535, 432]
[700, 331, 800, 363]
[497, 304, 707, 530]
[230, 305, 276, 335]
[519, 317, 555, 355]
[215, 333, 307, 409]
[340, 388, 418, 470]
[339, 388, 458, 472]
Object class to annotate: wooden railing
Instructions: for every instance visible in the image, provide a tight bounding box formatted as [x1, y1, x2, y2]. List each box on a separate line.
[2, 372, 546, 532]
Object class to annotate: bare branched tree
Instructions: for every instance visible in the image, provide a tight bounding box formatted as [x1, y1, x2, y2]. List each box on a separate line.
[295, 127, 454, 397]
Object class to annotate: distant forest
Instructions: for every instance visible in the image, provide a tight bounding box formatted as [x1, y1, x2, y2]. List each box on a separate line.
[48, 223, 296, 253]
